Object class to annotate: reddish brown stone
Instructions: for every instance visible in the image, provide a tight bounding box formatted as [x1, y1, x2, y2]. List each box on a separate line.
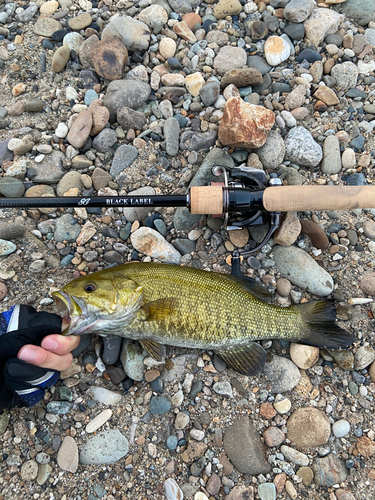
[182, 13, 202, 30]
[274, 472, 287, 492]
[144, 369, 160, 382]
[259, 402, 277, 419]
[90, 36, 128, 81]
[313, 86, 340, 106]
[263, 426, 285, 447]
[218, 97, 275, 149]
[356, 436, 375, 458]
[314, 100, 328, 112]
[300, 219, 329, 250]
[335, 490, 357, 500]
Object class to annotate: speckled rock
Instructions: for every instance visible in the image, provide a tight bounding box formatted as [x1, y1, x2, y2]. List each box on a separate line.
[273, 245, 333, 295]
[223, 416, 271, 475]
[287, 408, 331, 448]
[80, 430, 129, 465]
[264, 355, 301, 393]
[131, 227, 181, 264]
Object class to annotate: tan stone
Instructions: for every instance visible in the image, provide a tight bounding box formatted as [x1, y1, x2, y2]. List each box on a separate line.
[159, 37, 176, 59]
[69, 13, 93, 31]
[218, 97, 275, 149]
[90, 36, 128, 81]
[161, 73, 185, 86]
[228, 227, 249, 248]
[297, 466, 314, 486]
[287, 408, 331, 448]
[182, 13, 202, 29]
[67, 110, 93, 149]
[221, 68, 263, 88]
[90, 105, 110, 136]
[40, 1, 59, 15]
[213, 0, 242, 19]
[313, 86, 340, 106]
[290, 344, 320, 369]
[173, 21, 196, 43]
[184, 72, 205, 97]
[12, 83, 26, 97]
[274, 211, 301, 246]
[356, 436, 375, 458]
[52, 46, 70, 73]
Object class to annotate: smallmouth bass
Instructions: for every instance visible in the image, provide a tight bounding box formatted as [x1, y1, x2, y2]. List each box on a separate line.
[53, 262, 355, 376]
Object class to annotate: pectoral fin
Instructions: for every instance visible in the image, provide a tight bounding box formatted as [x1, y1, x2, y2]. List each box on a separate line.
[215, 342, 267, 376]
[141, 298, 178, 321]
[140, 340, 166, 362]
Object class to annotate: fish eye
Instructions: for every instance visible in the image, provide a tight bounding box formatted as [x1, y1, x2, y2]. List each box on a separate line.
[84, 283, 96, 293]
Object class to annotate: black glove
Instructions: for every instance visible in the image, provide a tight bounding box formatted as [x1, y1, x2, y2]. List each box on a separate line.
[0, 304, 62, 411]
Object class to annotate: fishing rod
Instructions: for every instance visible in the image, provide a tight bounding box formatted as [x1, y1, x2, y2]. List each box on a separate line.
[0, 165, 374, 256]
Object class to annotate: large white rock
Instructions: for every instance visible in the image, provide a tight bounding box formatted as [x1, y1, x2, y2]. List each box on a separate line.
[131, 227, 182, 264]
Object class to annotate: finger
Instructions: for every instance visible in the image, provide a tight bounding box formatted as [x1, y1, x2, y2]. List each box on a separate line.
[41, 334, 81, 355]
[17, 345, 73, 371]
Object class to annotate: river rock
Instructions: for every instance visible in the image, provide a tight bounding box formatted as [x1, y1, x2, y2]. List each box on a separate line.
[287, 408, 331, 448]
[273, 245, 333, 295]
[102, 15, 150, 52]
[131, 227, 181, 264]
[221, 68, 263, 88]
[173, 21, 196, 43]
[284, 126, 323, 167]
[34, 18, 62, 37]
[117, 107, 146, 130]
[92, 128, 117, 153]
[284, 0, 314, 22]
[54, 214, 82, 243]
[213, 0, 242, 19]
[331, 62, 358, 89]
[164, 117, 180, 156]
[313, 454, 348, 486]
[256, 130, 285, 168]
[280, 445, 309, 466]
[358, 272, 375, 296]
[90, 103, 110, 136]
[290, 344, 319, 369]
[80, 430, 129, 465]
[321, 135, 342, 174]
[333, 0, 375, 27]
[300, 219, 329, 249]
[199, 81, 221, 107]
[273, 211, 301, 246]
[354, 345, 375, 370]
[304, 8, 343, 47]
[67, 110, 92, 149]
[91, 37, 128, 81]
[264, 355, 301, 393]
[103, 80, 151, 122]
[57, 436, 78, 473]
[69, 12, 92, 31]
[264, 36, 291, 66]
[164, 479, 184, 500]
[213, 46, 247, 75]
[90, 387, 122, 405]
[79, 34, 99, 69]
[30, 150, 65, 184]
[219, 96, 275, 149]
[52, 46, 70, 72]
[223, 416, 271, 475]
[120, 340, 145, 381]
[138, 5, 168, 28]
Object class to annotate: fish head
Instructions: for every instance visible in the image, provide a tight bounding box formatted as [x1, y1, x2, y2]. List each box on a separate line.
[52, 272, 143, 337]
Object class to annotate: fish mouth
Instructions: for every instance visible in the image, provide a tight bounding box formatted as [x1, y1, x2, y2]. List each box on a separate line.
[52, 291, 96, 336]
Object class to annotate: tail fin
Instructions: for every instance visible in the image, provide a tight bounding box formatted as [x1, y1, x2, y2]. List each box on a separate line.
[295, 300, 355, 349]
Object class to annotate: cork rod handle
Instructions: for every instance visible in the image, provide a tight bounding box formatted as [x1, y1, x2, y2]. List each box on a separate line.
[190, 186, 223, 214]
[263, 185, 375, 212]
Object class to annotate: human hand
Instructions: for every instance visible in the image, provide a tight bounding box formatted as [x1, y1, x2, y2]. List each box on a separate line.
[0, 304, 79, 410]
[18, 334, 80, 371]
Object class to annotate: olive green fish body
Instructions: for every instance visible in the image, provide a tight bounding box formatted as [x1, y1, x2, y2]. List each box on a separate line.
[53, 262, 355, 376]
[115, 263, 302, 348]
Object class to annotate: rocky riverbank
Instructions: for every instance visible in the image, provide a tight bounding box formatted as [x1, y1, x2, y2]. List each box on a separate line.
[0, 0, 375, 499]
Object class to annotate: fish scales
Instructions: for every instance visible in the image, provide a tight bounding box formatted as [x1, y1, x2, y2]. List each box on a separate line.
[117, 263, 302, 348]
[53, 262, 355, 376]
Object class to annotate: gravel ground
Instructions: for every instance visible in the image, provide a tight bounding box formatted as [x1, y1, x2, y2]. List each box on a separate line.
[0, 0, 375, 499]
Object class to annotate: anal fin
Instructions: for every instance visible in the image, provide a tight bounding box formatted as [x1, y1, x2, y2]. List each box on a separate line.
[140, 340, 166, 362]
[215, 342, 267, 376]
